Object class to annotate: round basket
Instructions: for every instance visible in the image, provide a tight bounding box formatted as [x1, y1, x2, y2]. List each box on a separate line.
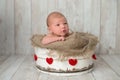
[33, 47, 96, 75]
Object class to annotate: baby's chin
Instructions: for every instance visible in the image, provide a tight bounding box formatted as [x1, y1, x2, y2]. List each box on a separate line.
[59, 33, 69, 37]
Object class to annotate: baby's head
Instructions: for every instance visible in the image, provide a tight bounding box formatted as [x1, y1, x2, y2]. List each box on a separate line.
[46, 11, 69, 37]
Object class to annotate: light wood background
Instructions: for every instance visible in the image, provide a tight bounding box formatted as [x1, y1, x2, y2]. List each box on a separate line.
[0, 0, 119, 55]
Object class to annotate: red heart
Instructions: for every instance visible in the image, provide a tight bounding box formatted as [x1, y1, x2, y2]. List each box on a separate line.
[69, 59, 77, 66]
[46, 57, 53, 65]
[34, 54, 37, 61]
[92, 54, 97, 60]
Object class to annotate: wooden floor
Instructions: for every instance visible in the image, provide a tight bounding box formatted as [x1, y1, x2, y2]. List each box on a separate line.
[0, 54, 120, 80]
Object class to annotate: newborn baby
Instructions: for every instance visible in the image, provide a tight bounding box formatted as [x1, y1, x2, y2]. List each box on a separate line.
[42, 11, 70, 44]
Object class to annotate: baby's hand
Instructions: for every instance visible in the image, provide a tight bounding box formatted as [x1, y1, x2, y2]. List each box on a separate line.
[57, 37, 65, 41]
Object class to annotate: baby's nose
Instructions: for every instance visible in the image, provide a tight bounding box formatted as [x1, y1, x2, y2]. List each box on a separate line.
[61, 24, 66, 28]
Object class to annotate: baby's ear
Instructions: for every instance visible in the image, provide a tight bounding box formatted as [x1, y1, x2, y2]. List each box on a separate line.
[47, 26, 51, 30]
[48, 27, 50, 30]
[48, 27, 52, 34]
[48, 27, 52, 31]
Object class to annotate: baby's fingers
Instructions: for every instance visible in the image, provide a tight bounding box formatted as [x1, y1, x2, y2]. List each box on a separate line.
[60, 37, 65, 41]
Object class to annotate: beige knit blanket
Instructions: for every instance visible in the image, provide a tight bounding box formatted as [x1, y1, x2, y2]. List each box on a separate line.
[31, 32, 98, 57]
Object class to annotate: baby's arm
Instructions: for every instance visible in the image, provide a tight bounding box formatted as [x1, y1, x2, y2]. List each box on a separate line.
[41, 35, 65, 45]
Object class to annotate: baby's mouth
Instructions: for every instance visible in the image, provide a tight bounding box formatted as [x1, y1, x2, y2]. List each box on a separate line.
[62, 30, 67, 33]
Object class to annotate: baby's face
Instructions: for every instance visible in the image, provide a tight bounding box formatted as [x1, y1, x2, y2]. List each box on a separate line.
[48, 17, 69, 37]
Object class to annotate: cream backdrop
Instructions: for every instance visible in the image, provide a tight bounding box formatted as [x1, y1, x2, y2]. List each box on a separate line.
[0, 0, 119, 55]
